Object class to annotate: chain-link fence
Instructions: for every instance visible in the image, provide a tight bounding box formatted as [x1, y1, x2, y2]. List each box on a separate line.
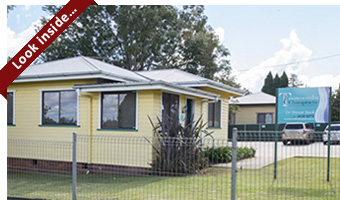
[7, 130, 340, 200]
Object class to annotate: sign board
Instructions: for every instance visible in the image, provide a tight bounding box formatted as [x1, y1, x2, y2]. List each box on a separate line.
[277, 87, 331, 123]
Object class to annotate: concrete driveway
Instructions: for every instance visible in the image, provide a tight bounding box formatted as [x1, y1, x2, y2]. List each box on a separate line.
[215, 142, 340, 169]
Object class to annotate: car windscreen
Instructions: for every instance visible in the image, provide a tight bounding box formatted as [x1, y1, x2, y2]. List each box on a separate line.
[285, 124, 303, 129]
[331, 126, 340, 131]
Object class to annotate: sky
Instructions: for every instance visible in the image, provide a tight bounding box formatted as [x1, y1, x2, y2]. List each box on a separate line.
[6, 5, 340, 93]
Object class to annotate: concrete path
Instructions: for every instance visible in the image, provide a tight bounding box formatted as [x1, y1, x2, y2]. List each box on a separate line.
[214, 142, 340, 169]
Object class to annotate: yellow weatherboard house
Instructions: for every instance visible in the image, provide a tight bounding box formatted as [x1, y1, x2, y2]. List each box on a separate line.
[7, 56, 243, 167]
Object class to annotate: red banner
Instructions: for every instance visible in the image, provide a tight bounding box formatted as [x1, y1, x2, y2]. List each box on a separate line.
[0, 0, 98, 99]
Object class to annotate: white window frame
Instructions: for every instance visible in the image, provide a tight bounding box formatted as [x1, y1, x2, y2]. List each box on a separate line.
[207, 100, 222, 128]
[98, 91, 138, 130]
[7, 90, 16, 125]
[39, 88, 79, 126]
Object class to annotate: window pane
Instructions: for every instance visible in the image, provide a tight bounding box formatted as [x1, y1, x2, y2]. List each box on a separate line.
[170, 94, 179, 118]
[102, 94, 118, 129]
[7, 92, 13, 124]
[119, 93, 136, 129]
[214, 101, 221, 127]
[208, 103, 214, 127]
[60, 91, 77, 125]
[43, 92, 59, 124]
[265, 113, 273, 124]
[257, 114, 265, 124]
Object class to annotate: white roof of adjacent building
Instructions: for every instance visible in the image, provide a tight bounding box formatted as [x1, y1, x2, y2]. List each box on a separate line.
[232, 92, 276, 105]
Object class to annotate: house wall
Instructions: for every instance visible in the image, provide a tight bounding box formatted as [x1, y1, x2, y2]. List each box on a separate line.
[198, 87, 235, 141]
[235, 105, 276, 124]
[7, 80, 234, 167]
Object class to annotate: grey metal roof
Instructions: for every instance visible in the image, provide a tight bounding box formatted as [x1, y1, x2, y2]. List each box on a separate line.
[137, 69, 207, 82]
[138, 69, 245, 96]
[17, 56, 148, 82]
[232, 92, 276, 105]
[74, 80, 220, 100]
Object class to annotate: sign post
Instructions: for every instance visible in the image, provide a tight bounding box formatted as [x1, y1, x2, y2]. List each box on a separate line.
[275, 87, 332, 180]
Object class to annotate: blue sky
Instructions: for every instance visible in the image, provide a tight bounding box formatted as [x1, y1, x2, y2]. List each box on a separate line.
[7, 5, 340, 92]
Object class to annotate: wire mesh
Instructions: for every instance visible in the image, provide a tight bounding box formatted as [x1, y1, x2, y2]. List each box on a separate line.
[7, 132, 340, 200]
[235, 130, 340, 200]
[7, 138, 73, 199]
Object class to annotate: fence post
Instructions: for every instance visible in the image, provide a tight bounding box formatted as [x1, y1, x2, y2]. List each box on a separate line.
[72, 132, 77, 200]
[231, 128, 238, 200]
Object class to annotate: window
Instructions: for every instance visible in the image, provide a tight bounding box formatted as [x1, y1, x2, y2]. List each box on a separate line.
[162, 93, 180, 123]
[7, 91, 14, 125]
[101, 92, 136, 129]
[257, 113, 273, 124]
[42, 90, 77, 125]
[208, 100, 221, 128]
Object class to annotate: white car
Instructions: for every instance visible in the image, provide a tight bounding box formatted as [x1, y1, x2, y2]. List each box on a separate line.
[323, 124, 340, 145]
[282, 123, 315, 145]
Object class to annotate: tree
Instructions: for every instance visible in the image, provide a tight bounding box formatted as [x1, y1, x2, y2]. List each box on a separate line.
[279, 71, 289, 88]
[39, 5, 231, 80]
[289, 73, 304, 87]
[261, 72, 274, 95]
[332, 87, 340, 121]
[273, 73, 280, 93]
[7, 5, 15, 15]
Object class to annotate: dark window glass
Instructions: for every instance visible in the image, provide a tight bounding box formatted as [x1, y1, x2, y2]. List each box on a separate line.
[162, 93, 179, 123]
[285, 124, 304, 129]
[101, 92, 136, 129]
[7, 92, 14, 124]
[43, 91, 77, 125]
[208, 100, 221, 128]
[257, 113, 273, 124]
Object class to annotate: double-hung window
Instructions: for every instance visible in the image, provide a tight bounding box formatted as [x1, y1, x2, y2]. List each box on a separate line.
[257, 113, 273, 124]
[7, 91, 15, 125]
[42, 90, 77, 125]
[101, 92, 136, 129]
[208, 100, 221, 128]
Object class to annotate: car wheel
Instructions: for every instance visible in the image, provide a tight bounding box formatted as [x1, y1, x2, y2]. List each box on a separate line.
[283, 140, 288, 145]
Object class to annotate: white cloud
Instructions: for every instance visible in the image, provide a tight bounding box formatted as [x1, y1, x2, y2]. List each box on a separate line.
[24, 5, 31, 11]
[233, 29, 313, 92]
[7, 18, 43, 56]
[214, 27, 225, 43]
[300, 74, 340, 90]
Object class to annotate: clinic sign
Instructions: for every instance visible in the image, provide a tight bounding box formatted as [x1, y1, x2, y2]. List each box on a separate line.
[277, 87, 331, 123]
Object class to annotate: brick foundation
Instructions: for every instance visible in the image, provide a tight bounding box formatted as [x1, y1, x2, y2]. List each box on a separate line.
[7, 157, 151, 175]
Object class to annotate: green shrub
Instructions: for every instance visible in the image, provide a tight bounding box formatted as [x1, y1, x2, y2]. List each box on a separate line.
[204, 146, 255, 164]
[147, 115, 211, 174]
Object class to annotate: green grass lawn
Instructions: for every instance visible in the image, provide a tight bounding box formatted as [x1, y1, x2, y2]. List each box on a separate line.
[8, 158, 340, 200]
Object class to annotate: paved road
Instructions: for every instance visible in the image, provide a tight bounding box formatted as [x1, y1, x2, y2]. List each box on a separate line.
[215, 142, 340, 169]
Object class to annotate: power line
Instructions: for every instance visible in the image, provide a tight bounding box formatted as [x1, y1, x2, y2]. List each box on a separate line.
[235, 53, 340, 72]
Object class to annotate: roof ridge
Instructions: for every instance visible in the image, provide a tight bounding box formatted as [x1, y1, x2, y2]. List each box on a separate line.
[80, 56, 102, 72]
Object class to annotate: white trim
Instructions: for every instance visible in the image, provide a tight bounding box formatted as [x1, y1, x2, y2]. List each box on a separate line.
[178, 83, 244, 96]
[135, 91, 139, 130]
[98, 92, 102, 129]
[39, 88, 79, 125]
[80, 84, 216, 100]
[14, 74, 128, 83]
[207, 100, 222, 128]
[7, 90, 16, 125]
[99, 91, 138, 130]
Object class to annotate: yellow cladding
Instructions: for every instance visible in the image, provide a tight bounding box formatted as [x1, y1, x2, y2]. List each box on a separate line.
[197, 87, 236, 140]
[7, 79, 97, 141]
[7, 81, 234, 167]
[235, 105, 276, 124]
